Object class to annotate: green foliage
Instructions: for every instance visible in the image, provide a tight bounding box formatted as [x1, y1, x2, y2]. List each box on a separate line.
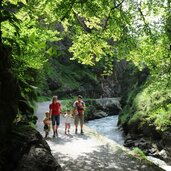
[120, 74, 171, 133]
[83, 99, 96, 121]
[2, 7, 59, 82]
[41, 58, 101, 98]
[60, 99, 75, 113]
[1, 0, 61, 124]
[69, 33, 112, 66]
[51, 0, 171, 77]
[132, 147, 147, 160]
[2, 0, 171, 79]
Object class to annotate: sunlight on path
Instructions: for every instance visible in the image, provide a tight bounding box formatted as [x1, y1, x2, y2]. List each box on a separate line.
[35, 102, 168, 171]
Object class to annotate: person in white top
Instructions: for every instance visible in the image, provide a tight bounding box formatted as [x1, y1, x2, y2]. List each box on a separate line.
[63, 109, 73, 134]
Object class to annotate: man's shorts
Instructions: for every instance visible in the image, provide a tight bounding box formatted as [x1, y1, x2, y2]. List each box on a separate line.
[74, 113, 84, 125]
[51, 115, 60, 126]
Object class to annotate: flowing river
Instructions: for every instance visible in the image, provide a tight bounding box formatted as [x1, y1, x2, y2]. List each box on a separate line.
[86, 115, 124, 145]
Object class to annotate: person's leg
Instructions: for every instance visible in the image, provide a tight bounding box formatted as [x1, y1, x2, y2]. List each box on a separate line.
[68, 123, 70, 133]
[44, 126, 48, 138]
[46, 130, 49, 138]
[74, 115, 79, 134]
[51, 115, 56, 137]
[80, 113, 84, 134]
[44, 131, 47, 138]
[65, 123, 67, 134]
[55, 115, 60, 136]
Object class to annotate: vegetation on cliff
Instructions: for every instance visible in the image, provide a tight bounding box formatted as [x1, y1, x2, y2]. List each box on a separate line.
[119, 75, 171, 135]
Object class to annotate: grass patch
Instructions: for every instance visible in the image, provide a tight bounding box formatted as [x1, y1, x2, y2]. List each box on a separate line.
[131, 147, 147, 160]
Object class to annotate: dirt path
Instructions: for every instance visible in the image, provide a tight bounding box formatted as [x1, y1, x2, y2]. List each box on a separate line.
[35, 101, 165, 171]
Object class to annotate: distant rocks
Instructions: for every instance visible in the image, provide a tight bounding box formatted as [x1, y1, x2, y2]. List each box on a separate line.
[85, 97, 122, 120]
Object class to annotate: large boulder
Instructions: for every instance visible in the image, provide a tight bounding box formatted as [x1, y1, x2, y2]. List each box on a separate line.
[0, 124, 62, 171]
[94, 97, 122, 114]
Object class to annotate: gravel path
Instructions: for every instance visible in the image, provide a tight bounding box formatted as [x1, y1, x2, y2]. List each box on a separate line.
[35, 102, 164, 171]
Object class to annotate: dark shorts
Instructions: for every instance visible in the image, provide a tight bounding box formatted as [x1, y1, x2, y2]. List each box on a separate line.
[44, 124, 50, 132]
[51, 115, 60, 126]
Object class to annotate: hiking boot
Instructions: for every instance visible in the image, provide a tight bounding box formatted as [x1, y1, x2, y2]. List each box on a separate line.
[75, 128, 78, 134]
[81, 129, 84, 134]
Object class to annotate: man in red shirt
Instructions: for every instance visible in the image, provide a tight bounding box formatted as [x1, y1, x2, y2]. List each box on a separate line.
[73, 95, 85, 134]
[49, 96, 61, 137]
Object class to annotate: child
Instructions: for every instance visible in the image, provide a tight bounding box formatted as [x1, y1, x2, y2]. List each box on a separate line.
[43, 111, 51, 138]
[63, 109, 73, 134]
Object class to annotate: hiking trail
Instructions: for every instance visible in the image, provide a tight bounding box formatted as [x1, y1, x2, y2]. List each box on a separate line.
[35, 101, 166, 171]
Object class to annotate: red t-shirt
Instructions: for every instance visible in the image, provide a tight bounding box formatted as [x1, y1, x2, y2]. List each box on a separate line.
[49, 102, 61, 115]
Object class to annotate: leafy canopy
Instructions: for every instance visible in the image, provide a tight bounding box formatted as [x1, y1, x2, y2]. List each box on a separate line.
[1, 0, 171, 78]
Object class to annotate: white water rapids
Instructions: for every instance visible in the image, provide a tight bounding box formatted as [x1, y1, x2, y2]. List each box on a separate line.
[86, 115, 124, 145]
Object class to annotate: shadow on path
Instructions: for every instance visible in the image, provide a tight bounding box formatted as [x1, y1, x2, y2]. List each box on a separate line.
[53, 143, 164, 171]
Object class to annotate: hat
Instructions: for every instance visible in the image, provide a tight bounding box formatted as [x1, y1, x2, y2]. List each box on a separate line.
[78, 95, 83, 99]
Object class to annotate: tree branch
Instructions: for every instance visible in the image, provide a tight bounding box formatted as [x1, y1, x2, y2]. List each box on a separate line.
[73, 12, 92, 33]
[61, 0, 77, 21]
[137, 4, 152, 35]
[103, 0, 125, 31]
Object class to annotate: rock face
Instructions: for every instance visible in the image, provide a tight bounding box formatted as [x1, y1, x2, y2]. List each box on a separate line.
[0, 124, 62, 171]
[85, 97, 122, 120]
[0, 44, 19, 139]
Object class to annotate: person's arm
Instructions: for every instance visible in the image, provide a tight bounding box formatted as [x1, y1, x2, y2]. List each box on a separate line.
[59, 102, 62, 113]
[80, 101, 85, 110]
[49, 104, 52, 118]
[62, 112, 66, 117]
[83, 101, 86, 110]
[73, 101, 76, 108]
[73, 101, 78, 115]
[43, 118, 47, 125]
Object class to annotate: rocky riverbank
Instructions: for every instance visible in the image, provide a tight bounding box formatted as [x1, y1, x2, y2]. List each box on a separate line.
[123, 132, 171, 165]
[84, 98, 171, 167]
